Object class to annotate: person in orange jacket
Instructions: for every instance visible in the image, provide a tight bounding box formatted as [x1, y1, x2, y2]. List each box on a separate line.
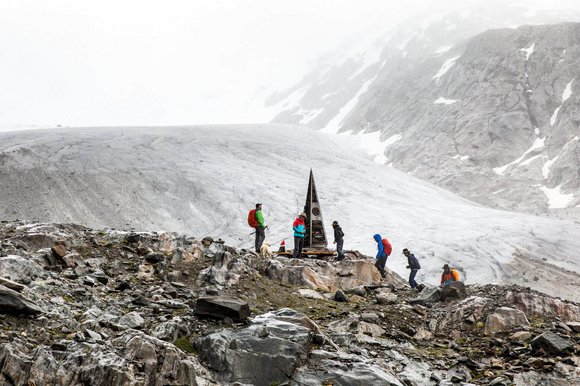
[440, 264, 460, 287]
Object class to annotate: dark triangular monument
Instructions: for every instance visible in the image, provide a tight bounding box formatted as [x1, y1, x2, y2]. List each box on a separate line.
[303, 170, 328, 249]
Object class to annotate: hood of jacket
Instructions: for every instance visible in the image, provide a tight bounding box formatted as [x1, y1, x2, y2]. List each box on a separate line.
[373, 234, 382, 242]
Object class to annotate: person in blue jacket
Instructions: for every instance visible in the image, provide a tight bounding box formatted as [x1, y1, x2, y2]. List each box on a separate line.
[373, 234, 391, 278]
[292, 213, 307, 258]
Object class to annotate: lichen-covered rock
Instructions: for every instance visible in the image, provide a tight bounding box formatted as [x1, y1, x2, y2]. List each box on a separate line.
[484, 307, 530, 335]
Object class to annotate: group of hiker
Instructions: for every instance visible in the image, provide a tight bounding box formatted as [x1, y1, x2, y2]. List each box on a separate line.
[248, 203, 460, 291]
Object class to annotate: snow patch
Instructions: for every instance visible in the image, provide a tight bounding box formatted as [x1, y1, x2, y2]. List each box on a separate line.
[520, 43, 535, 61]
[433, 56, 460, 81]
[435, 45, 453, 54]
[493, 137, 545, 175]
[550, 106, 561, 127]
[434, 97, 458, 105]
[321, 77, 376, 134]
[542, 156, 558, 179]
[299, 108, 324, 126]
[562, 79, 574, 102]
[540, 185, 574, 209]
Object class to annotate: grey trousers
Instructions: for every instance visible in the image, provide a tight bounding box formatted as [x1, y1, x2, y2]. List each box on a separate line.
[292, 236, 304, 258]
[255, 226, 265, 252]
[336, 239, 345, 260]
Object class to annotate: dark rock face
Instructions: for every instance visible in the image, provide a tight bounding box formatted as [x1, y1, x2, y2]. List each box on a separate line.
[531, 331, 574, 355]
[196, 309, 315, 386]
[194, 297, 250, 323]
[0, 285, 42, 315]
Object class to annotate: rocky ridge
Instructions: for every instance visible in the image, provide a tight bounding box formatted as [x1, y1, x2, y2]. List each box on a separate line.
[269, 20, 580, 215]
[0, 221, 578, 386]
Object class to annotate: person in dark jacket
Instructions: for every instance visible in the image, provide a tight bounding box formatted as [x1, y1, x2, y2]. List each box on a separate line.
[332, 221, 345, 261]
[373, 234, 391, 278]
[403, 248, 421, 289]
[292, 213, 307, 258]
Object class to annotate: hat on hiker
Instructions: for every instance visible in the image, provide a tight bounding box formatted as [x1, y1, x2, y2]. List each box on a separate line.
[256, 203, 262, 208]
[443, 264, 450, 269]
[332, 221, 338, 226]
[403, 248, 410, 255]
[299, 212, 307, 218]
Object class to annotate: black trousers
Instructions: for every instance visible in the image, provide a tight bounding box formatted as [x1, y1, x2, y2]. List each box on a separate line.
[255, 226, 265, 252]
[292, 236, 304, 258]
[375, 254, 388, 277]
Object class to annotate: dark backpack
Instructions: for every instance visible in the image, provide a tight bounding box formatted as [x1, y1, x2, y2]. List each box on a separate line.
[382, 238, 392, 256]
[247, 209, 258, 228]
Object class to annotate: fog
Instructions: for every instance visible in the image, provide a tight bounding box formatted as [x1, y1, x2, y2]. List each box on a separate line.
[1, 0, 579, 128]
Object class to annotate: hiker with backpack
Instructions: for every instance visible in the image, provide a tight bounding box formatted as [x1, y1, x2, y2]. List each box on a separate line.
[403, 248, 421, 290]
[248, 203, 266, 252]
[373, 234, 392, 278]
[292, 213, 307, 258]
[440, 264, 460, 287]
[332, 221, 345, 261]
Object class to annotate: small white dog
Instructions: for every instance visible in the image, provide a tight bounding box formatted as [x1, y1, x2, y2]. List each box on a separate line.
[260, 242, 273, 259]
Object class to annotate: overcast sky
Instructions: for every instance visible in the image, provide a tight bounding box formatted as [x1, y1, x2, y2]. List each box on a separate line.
[1, 0, 579, 128]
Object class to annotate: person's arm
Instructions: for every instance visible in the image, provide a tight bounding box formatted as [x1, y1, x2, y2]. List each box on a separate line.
[376, 241, 384, 258]
[440, 273, 445, 286]
[256, 211, 265, 227]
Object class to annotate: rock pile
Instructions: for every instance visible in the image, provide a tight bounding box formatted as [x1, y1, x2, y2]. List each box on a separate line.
[0, 221, 578, 386]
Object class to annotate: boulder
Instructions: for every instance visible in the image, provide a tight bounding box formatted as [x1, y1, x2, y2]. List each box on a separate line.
[293, 350, 404, 386]
[0, 255, 45, 285]
[440, 281, 466, 300]
[409, 286, 441, 306]
[509, 331, 533, 342]
[11, 233, 58, 251]
[51, 240, 69, 258]
[0, 277, 26, 292]
[484, 307, 530, 335]
[118, 311, 145, 330]
[195, 309, 315, 386]
[375, 289, 398, 305]
[265, 258, 394, 292]
[566, 321, 580, 333]
[506, 291, 580, 322]
[194, 297, 250, 323]
[334, 290, 349, 302]
[531, 331, 574, 355]
[0, 284, 42, 315]
[297, 289, 324, 299]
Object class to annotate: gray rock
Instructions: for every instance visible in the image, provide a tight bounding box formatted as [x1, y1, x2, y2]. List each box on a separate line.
[196, 309, 315, 386]
[334, 290, 349, 302]
[195, 297, 250, 323]
[118, 311, 145, 330]
[376, 290, 398, 305]
[484, 307, 530, 335]
[531, 331, 574, 355]
[0, 284, 42, 315]
[0, 255, 45, 285]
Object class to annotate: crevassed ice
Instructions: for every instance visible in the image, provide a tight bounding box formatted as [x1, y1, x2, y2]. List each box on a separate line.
[433, 56, 460, 81]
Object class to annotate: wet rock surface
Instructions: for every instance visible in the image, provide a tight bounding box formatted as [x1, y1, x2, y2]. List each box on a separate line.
[0, 221, 578, 386]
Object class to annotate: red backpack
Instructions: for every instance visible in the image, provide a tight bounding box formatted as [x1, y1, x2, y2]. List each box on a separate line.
[382, 238, 392, 256]
[247, 209, 258, 228]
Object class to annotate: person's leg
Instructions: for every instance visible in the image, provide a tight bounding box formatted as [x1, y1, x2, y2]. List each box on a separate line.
[257, 227, 265, 251]
[336, 239, 344, 260]
[292, 236, 301, 258]
[254, 228, 260, 252]
[375, 255, 386, 277]
[298, 237, 304, 258]
[409, 269, 418, 289]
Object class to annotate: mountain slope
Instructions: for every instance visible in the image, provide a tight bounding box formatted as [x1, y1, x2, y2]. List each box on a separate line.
[268, 15, 580, 214]
[0, 125, 579, 300]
